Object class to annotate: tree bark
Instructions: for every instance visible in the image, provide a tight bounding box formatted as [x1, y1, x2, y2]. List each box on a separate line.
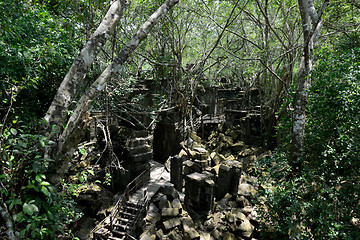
[289, 0, 329, 171]
[0, 198, 17, 240]
[47, 0, 179, 183]
[44, 0, 125, 133]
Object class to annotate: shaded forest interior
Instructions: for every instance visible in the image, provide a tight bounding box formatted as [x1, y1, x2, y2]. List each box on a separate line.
[1, 0, 360, 239]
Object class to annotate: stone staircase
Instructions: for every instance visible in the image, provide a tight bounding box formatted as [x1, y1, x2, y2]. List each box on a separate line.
[109, 200, 147, 240]
[92, 169, 150, 240]
[91, 161, 171, 240]
[94, 200, 147, 240]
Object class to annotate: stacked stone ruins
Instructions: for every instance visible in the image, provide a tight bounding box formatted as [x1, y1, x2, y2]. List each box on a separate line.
[73, 84, 273, 239]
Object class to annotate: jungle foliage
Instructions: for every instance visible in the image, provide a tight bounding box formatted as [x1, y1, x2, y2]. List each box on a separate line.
[1, 0, 360, 239]
[257, 35, 360, 239]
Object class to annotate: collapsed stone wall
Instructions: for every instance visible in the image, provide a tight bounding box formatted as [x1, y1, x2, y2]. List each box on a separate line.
[139, 125, 271, 240]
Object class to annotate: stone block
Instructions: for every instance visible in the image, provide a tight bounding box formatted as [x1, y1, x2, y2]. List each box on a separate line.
[132, 151, 153, 163]
[223, 232, 235, 240]
[193, 146, 209, 160]
[156, 229, 164, 239]
[200, 232, 212, 240]
[161, 208, 180, 217]
[162, 184, 179, 200]
[179, 149, 189, 161]
[230, 141, 247, 152]
[128, 137, 148, 148]
[145, 211, 161, 223]
[171, 198, 183, 210]
[210, 152, 221, 165]
[194, 159, 209, 170]
[181, 216, 196, 233]
[158, 195, 171, 209]
[238, 183, 257, 198]
[185, 172, 214, 214]
[184, 229, 200, 240]
[225, 160, 242, 196]
[163, 218, 181, 230]
[128, 144, 152, 155]
[168, 229, 181, 240]
[139, 224, 156, 240]
[170, 155, 183, 191]
[235, 217, 254, 238]
[183, 160, 201, 176]
[215, 164, 232, 200]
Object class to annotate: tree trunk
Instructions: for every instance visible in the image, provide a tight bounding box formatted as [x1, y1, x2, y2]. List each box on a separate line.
[44, 0, 125, 134]
[0, 199, 17, 240]
[289, 0, 329, 171]
[47, 0, 179, 183]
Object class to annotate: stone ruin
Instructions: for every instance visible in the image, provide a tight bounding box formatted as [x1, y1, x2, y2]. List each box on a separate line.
[139, 126, 269, 239]
[70, 84, 273, 239]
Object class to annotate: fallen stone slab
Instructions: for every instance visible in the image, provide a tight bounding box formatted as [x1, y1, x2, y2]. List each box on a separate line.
[163, 218, 181, 230]
[145, 210, 161, 223]
[139, 224, 156, 240]
[184, 228, 200, 240]
[168, 229, 181, 240]
[238, 183, 257, 198]
[158, 195, 171, 209]
[171, 198, 183, 210]
[200, 232, 212, 240]
[156, 229, 164, 239]
[161, 208, 180, 217]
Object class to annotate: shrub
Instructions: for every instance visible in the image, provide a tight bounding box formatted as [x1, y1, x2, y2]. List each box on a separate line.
[256, 35, 360, 240]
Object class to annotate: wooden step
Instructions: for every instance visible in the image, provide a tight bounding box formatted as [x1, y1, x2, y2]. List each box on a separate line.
[119, 211, 136, 218]
[126, 202, 140, 208]
[114, 223, 129, 231]
[112, 229, 126, 237]
[123, 205, 141, 212]
[116, 216, 134, 223]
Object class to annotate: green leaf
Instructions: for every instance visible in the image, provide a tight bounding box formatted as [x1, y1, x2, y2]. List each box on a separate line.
[35, 174, 46, 182]
[78, 147, 86, 155]
[40, 181, 50, 186]
[10, 128, 18, 135]
[35, 174, 42, 182]
[19, 229, 27, 238]
[8, 198, 22, 210]
[41, 186, 49, 196]
[18, 140, 27, 148]
[47, 210, 54, 220]
[13, 212, 24, 223]
[23, 203, 34, 215]
[26, 223, 32, 231]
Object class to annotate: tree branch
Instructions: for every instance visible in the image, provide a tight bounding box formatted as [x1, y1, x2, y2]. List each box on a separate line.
[47, 0, 180, 184]
[44, 0, 126, 130]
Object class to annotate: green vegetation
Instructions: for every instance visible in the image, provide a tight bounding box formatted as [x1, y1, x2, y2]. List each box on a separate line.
[257, 36, 360, 239]
[1, 0, 359, 239]
[0, 0, 82, 238]
[0, 0, 80, 121]
[0, 124, 82, 239]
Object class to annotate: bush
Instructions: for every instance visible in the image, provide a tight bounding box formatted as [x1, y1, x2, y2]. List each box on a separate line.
[0, 123, 82, 239]
[256, 36, 360, 240]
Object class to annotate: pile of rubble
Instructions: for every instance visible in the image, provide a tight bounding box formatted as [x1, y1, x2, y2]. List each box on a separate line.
[139, 123, 271, 239]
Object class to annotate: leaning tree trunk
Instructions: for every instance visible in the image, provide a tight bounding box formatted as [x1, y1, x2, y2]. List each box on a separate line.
[289, 0, 329, 171]
[44, 0, 125, 133]
[47, 0, 179, 183]
[0, 199, 17, 240]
